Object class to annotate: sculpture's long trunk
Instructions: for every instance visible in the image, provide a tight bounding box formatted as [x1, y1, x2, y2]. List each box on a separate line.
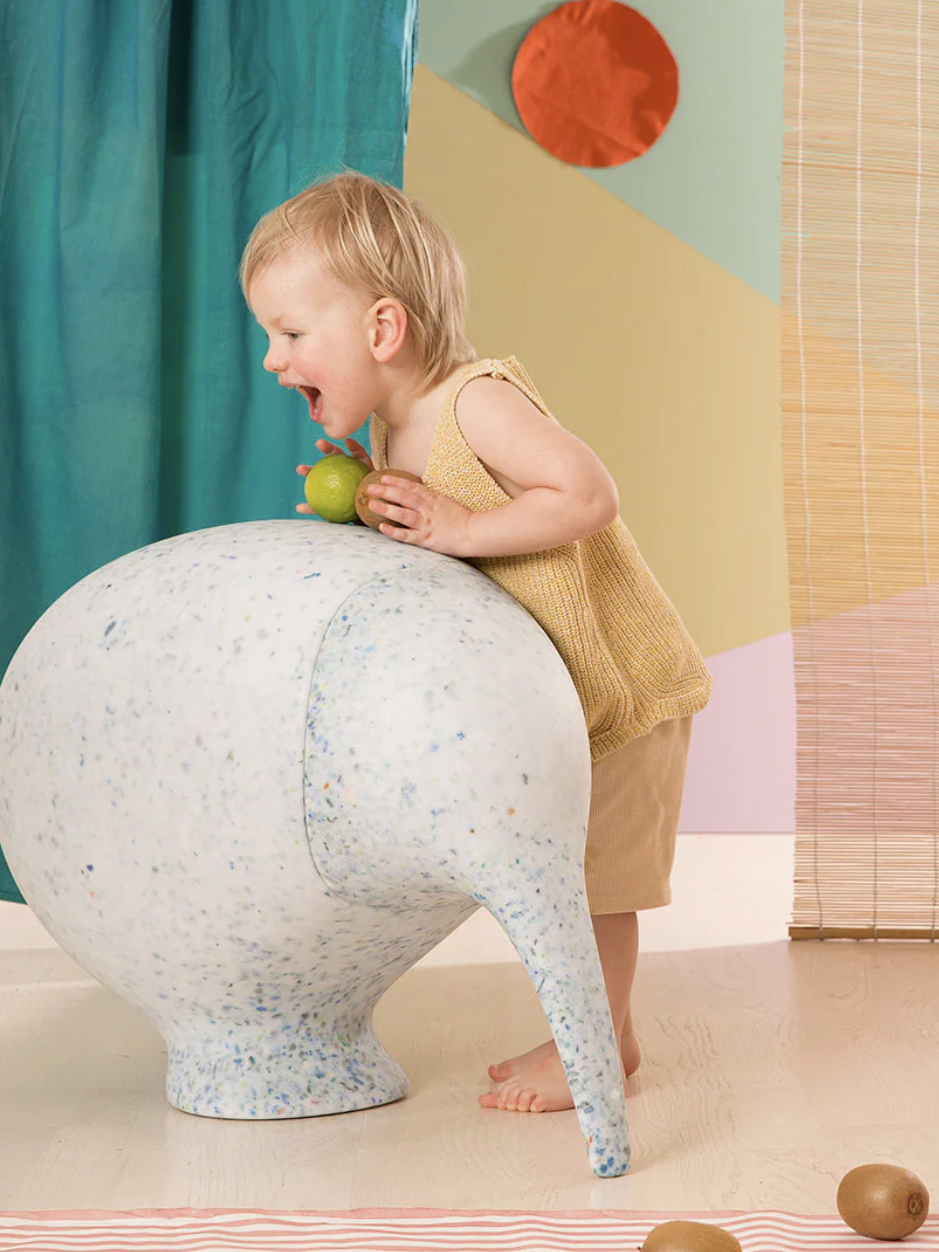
[470, 857, 631, 1178]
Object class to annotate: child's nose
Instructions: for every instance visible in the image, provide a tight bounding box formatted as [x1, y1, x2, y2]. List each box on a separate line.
[263, 345, 286, 373]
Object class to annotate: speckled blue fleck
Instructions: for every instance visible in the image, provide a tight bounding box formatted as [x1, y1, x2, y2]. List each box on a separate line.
[0, 520, 630, 1177]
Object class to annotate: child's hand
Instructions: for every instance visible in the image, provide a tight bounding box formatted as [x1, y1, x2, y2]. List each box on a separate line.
[313, 437, 375, 470]
[295, 439, 375, 515]
[366, 475, 473, 557]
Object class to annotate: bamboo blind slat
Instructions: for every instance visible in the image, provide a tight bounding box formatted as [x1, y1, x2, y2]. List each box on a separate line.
[783, 0, 939, 939]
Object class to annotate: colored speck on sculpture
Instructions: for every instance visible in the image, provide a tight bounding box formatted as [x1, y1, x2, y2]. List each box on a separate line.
[86, 864, 94, 871]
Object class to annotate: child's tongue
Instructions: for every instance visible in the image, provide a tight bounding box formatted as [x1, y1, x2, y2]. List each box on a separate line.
[303, 387, 323, 422]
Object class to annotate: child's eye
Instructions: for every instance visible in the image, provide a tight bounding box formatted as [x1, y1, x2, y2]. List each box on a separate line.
[284, 331, 301, 341]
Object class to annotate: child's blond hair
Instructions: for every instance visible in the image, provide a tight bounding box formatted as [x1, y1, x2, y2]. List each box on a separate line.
[240, 171, 475, 391]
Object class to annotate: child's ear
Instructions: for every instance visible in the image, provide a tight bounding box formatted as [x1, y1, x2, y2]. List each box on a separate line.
[369, 297, 408, 363]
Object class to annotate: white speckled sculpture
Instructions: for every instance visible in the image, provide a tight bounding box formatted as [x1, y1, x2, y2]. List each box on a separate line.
[0, 521, 629, 1177]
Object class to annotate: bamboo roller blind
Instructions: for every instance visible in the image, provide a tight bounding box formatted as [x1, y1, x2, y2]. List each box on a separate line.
[783, 0, 939, 939]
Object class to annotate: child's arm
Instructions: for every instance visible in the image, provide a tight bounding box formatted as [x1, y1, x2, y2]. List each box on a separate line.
[366, 377, 620, 558]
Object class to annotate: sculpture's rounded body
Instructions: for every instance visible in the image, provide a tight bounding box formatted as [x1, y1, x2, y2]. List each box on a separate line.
[0, 521, 630, 1175]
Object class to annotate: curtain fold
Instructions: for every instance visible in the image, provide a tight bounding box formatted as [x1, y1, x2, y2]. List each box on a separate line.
[0, 0, 418, 903]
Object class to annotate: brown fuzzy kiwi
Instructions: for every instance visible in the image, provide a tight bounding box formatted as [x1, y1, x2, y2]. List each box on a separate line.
[640, 1220, 742, 1252]
[837, 1163, 929, 1241]
[354, 468, 423, 530]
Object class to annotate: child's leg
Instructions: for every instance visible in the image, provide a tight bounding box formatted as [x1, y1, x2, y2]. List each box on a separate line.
[594, 910, 641, 1076]
[479, 910, 639, 1114]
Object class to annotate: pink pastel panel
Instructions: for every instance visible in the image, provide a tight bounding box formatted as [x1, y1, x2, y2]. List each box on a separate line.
[679, 632, 796, 833]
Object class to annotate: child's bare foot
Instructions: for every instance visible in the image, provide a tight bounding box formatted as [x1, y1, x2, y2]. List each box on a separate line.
[479, 1030, 640, 1113]
[488, 1027, 641, 1083]
[479, 1041, 588, 1112]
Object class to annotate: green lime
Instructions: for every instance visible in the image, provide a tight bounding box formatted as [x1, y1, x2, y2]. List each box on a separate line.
[304, 455, 371, 524]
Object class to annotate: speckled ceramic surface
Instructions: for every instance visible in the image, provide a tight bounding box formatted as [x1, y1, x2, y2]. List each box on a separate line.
[0, 520, 630, 1177]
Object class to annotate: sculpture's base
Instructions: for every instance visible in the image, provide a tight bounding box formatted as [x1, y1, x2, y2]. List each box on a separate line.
[165, 1023, 409, 1118]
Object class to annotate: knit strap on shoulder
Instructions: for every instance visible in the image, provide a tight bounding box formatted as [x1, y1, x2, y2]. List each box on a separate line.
[448, 357, 555, 422]
[371, 356, 556, 481]
[418, 356, 565, 514]
[498, 356, 551, 415]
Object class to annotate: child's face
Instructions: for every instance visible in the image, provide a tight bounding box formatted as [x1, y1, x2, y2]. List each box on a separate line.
[249, 249, 381, 439]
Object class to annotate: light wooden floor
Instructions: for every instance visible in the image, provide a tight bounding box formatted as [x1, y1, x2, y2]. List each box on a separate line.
[1, 833, 936, 1212]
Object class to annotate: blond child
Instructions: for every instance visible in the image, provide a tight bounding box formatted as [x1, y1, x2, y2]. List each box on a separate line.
[240, 172, 712, 1115]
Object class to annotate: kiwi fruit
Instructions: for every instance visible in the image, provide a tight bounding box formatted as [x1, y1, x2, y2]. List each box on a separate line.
[837, 1163, 929, 1241]
[640, 1219, 742, 1251]
[354, 468, 423, 530]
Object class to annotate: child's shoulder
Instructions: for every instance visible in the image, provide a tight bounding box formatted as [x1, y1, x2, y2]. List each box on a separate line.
[454, 359, 557, 428]
[449, 360, 569, 478]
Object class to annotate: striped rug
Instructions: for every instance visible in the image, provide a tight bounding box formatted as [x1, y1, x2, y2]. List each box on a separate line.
[0, 1209, 936, 1251]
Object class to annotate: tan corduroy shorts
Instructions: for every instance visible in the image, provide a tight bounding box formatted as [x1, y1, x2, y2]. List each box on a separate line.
[584, 714, 694, 915]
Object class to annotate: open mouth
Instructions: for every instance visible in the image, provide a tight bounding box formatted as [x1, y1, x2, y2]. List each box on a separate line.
[298, 386, 323, 423]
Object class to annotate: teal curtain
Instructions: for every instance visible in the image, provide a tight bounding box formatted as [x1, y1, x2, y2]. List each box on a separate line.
[0, 0, 418, 903]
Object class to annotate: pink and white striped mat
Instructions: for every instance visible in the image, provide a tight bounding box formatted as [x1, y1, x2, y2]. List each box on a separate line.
[0, 1210, 936, 1251]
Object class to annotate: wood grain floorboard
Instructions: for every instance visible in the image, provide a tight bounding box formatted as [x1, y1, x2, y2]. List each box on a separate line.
[1, 835, 935, 1212]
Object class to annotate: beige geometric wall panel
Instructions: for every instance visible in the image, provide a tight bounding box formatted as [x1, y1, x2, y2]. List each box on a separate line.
[405, 65, 787, 659]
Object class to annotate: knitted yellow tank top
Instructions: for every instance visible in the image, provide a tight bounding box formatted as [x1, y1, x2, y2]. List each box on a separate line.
[370, 357, 712, 761]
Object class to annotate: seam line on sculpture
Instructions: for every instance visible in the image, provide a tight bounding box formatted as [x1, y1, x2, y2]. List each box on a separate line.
[300, 563, 415, 897]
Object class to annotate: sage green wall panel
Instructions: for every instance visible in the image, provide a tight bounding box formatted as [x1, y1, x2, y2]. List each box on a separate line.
[417, 0, 783, 301]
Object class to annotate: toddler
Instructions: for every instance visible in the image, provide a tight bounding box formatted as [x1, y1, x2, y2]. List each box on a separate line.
[240, 172, 712, 1114]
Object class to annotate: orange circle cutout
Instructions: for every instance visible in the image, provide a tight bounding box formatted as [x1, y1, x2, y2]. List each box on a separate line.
[511, 1, 679, 167]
